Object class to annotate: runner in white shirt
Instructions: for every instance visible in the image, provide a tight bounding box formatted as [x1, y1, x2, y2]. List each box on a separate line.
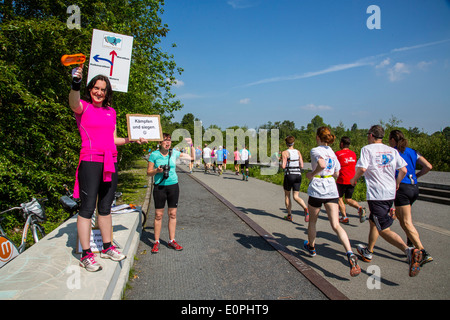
[239, 146, 251, 181]
[350, 125, 423, 277]
[304, 127, 361, 277]
[202, 144, 212, 174]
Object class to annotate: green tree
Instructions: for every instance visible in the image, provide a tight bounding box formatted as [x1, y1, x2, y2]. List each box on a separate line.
[0, 1, 182, 228]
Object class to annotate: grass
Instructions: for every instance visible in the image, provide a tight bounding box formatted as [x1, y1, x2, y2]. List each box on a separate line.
[116, 159, 152, 206]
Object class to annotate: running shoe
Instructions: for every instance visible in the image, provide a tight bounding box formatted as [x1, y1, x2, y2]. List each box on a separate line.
[284, 214, 293, 222]
[101, 245, 126, 261]
[348, 253, 361, 277]
[339, 216, 349, 224]
[168, 240, 183, 251]
[420, 249, 433, 266]
[407, 247, 422, 277]
[303, 240, 316, 256]
[151, 241, 160, 253]
[304, 209, 309, 222]
[80, 252, 102, 272]
[358, 207, 366, 223]
[356, 244, 373, 262]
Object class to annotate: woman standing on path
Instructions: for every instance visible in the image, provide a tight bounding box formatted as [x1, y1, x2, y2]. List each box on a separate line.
[304, 127, 361, 277]
[69, 64, 147, 272]
[281, 136, 309, 222]
[147, 133, 195, 253]
[389, 129, 433, 265]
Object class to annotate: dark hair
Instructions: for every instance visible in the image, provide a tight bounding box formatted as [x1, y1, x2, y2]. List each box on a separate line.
[163, 132, 171, 140]
[389, 129, 408, 153]
[285, 135, 295, 146]
[367, 125, 384, 140]
[340, 136, 351, 148]
[85, 75, 113, 108]
[316, 126, 335, 144]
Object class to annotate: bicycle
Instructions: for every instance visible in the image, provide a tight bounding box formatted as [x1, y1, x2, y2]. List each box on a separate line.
[0, 198, 47, 268]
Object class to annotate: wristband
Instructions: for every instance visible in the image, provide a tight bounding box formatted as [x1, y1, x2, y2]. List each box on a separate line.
[71, 78, 82, 91]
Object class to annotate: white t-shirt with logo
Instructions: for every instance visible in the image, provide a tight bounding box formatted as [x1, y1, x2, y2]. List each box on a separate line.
[307, 146, 340, 199]
[356, 143, 407, 200]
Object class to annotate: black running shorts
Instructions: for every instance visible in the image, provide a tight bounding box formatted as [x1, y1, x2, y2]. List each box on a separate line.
[394, 183, 419, 206]
[308, 196, 339, 208]
[367, 200, 394, 231]
[283, 174, 302, 192]
[78, 161, 118, 219]
[336, 183, 355, 199]
[153, 183, 180, 209]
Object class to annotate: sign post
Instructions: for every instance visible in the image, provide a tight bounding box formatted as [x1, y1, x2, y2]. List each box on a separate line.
[87, 29, 133, 92]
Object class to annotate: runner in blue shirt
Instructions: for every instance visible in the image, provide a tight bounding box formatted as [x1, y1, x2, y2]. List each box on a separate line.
[216, 146, 224, 175]
[389, 129, 433, 265]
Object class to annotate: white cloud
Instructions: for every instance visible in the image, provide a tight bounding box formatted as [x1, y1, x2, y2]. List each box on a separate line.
[166, 78, 184, 88]
[391, 39, 450, 53]
[417, 61, 433, 70]
[301, 104, 333, 111]
[376, 58, 391, 69]
[239, 98, 251, 104]
[173, 79, 185, 88]
[242, 61, 368, 87]
[387, 62, 410, 82]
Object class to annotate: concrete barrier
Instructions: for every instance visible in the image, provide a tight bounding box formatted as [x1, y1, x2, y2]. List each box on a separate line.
[0, 176, 153, 300]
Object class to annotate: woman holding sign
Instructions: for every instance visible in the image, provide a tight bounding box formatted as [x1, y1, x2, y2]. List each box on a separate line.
[147, 133, 195, 253]
[69, 64, 147, 272]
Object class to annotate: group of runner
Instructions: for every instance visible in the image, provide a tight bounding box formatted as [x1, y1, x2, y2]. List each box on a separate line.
[280, 125, 433, 278]
[193, 144, 251, 181]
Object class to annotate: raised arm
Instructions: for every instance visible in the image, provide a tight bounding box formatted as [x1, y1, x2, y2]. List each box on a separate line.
[68, 64, 84, 114]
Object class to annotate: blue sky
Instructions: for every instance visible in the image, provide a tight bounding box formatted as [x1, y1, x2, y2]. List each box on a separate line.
[160, 0, 450, 133]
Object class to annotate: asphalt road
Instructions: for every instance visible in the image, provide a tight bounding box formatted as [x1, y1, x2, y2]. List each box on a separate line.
[124, 169, 327, 301]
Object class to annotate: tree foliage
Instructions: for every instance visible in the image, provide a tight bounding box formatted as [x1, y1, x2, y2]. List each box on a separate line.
[0, 1, 182, 230]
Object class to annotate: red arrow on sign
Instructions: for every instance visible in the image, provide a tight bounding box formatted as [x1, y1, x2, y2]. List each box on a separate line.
[109, 50, 117, 76]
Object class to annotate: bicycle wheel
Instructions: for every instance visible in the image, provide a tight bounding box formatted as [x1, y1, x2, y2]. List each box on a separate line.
[32, 223, 46, 243]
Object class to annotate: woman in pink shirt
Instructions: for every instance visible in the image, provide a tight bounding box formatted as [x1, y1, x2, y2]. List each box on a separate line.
[234, 147, 241, 175]
[69, 64, 147, 272]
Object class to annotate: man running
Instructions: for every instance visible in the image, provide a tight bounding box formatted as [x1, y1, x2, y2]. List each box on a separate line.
[350, 125, 423, 277]
[335, 136, 366, 223]
[240, 145, 251, 181]
[202, 144, 212, 173]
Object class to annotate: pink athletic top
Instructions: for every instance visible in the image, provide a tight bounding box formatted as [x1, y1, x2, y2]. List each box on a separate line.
[73, 100, 117, 198]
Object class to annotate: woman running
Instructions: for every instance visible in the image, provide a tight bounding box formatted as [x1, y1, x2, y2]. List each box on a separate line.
[304, 127, 361, 277]
[389, 129, 433, 265]
[281, 136, 309, 222]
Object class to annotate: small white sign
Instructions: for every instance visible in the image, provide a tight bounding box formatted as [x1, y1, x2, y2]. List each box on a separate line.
[127, 114, 163, 141]
[87, 29, 133, 93]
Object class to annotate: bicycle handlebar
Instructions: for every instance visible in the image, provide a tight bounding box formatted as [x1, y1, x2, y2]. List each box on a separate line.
[0, 207, 22, 215]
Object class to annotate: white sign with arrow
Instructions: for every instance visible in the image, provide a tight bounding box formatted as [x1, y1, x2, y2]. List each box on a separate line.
[87, 29, 134, 93]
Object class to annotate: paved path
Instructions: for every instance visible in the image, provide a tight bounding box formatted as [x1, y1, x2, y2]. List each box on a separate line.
[126, 164, 449, 301]
[125, 169, 329, 301]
